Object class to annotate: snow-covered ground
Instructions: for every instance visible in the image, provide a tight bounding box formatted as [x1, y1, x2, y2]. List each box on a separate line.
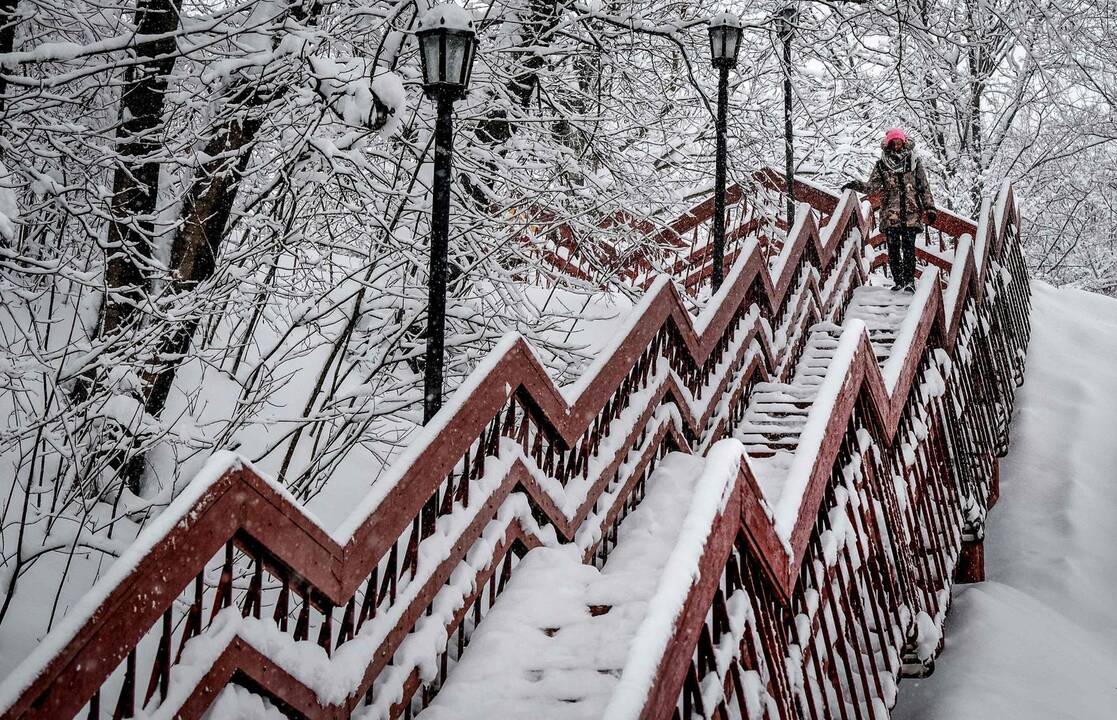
[894, 282, 1117, 719]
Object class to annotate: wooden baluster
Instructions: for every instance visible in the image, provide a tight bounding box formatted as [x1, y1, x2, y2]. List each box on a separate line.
[337, 597, 356, 650]
[530, 423, 544, 466]
[209, 540, 234, 624]
[274, 576, 291, 631]
[175, 574, 204, 664]
[440, 471, 456, 516]
[711, 587, 730, 645]
[697, 620, 717, 679]
[111, 648, 136, 720]
[87, 690, 100, 720]
[317, 602, 334, 655]
[143, 608, 172, 707]
[727, 659, 749, 718]
[497, 551, 514, 593]
[379, 543, 398, 604]
[421, 492, 438, 542]
[501, 397, 516, 435]
[473, 435, 486, 479]
[517, 409, 530, 454]
[542, 434, 556, 476]
[358, 569, 378, 630]
[242, 553, 263, 619]
[401, 517, 420, 581]
[293, 588, 312, 642]
[486, 415, 501, 457]
[554, 448, 567, 486]
[455, 459, 470, 508]
[684, 660, 705, 718]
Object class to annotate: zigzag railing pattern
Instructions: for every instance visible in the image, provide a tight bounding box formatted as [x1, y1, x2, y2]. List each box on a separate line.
[525, 168, 976, 297]
[0, 177, 1029, 720]
[623, 183, 1030, 719]
[519, 181, 770, 293]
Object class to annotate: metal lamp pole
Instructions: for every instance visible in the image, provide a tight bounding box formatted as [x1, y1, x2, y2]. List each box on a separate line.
[707, 13, 743, 293]
[424, 91, 456, 424]
[779, 4, 796, 229]
[712, 66, 730, 292]
[417, 3, 477, 424]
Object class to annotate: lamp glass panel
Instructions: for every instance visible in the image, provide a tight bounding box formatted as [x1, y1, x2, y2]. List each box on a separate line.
[460, 39, 475, 87]
[710, 25, 725, 61]
[445, 33, 467, 87]
[421, 33, 442, 85]
[725, 28, 740, 61]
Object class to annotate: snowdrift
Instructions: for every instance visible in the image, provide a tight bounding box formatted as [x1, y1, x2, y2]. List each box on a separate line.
[895, 282, 1117, 719]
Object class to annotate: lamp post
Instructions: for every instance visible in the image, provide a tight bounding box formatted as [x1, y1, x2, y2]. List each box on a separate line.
[777, 4, 797, 230]
[417, 3, 477, 424]
[707, 12, 742, 293]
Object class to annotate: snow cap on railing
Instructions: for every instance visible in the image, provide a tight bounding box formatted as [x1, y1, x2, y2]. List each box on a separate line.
[882, 268, 940, 392]
[0, 451, 280, 714]
[603, 438, 749, 720]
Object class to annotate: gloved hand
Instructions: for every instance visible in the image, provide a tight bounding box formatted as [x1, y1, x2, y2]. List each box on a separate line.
[925, 209, 938, 225]
[840, 181, 859, 192]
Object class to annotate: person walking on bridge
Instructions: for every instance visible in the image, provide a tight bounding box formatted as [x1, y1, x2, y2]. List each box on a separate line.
[842, 128, 938, 292]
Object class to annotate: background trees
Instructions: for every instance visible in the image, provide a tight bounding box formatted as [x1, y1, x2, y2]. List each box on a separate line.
[1, 0, 1115, 665]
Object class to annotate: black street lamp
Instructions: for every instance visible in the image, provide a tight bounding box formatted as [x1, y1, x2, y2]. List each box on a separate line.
[777, 4, 797, 230]
[417, 3, 477, 424]
[707, 12, 743, 292]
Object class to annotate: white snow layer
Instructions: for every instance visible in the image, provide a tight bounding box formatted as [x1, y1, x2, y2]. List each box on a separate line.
[0, 161, 18, 241]
[420, 3, 474, 31]
[894, 281, 1117, 720]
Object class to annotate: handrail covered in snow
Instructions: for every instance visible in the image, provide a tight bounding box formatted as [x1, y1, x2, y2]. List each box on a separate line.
[621, 181, 1029, 719]
[0, 178, 1030, 720]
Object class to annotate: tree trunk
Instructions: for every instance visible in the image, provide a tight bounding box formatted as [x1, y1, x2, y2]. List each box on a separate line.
[99, 0, 182, 342]
[0, 0, 21, 113]
[142, 103, 264, 422]
[463, 0, 568, 208]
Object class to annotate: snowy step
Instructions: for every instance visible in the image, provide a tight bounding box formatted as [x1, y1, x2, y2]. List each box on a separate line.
[419, 454, 705, 720]
[739, 434, 803, 448]
[751, 402, 810, 414]
[741, 417, 807, 430]
[734, 282, 921, 512]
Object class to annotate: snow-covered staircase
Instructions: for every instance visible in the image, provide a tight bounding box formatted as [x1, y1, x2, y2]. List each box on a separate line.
[842, 285, 918, 364]
[0, 176, 1031, 720]
[419, 454, 705, 720]
[736, 285, 914, 494]
[425, 284, 921, 719]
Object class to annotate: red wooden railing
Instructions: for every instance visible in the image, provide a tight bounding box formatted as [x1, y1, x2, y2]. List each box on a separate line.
[519, 177, 773, 293]
[0, 176, 1029, 720]
[621, 182, 1029, 719]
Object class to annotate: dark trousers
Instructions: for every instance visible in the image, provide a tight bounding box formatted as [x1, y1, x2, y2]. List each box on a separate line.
[886, 227, 918, 287]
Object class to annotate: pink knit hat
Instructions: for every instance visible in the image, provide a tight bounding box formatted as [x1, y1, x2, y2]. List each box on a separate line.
[882, 128, 908, 147]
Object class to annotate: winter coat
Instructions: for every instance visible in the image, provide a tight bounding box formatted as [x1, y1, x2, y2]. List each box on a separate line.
[850, 140, 936, 231]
